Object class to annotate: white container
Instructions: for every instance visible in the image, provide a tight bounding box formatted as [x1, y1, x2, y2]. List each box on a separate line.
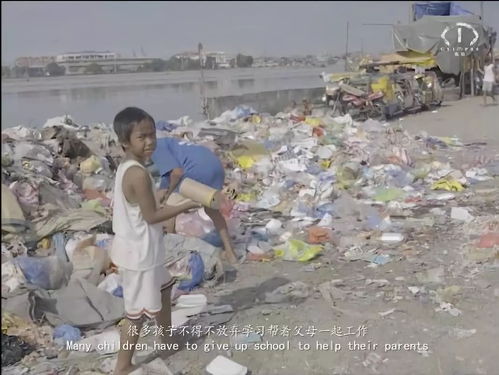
[380, 233, 405, 243]
[206, 356, 248, 375]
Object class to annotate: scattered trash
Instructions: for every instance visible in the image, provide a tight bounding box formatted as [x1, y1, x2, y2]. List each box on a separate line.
[230, 332, 262, 346]
[274, 240, 323, 262]
[177, 251, 205, 291]
[436, 302, 462, 317]
[431, 179, 465, 192]
[307, 226, 332, 244]
[2, 99, 498, 372]
[477, 232, 499, 248]
[416, 267, 444, 284]
[319, 281, 347, 303]
[97, 273, 122, 296]
[1, 334, 34, 367]
[373, 188, 405, 202]
[130, 357, 175, 375]
[78, 328, 120, 354]
[380, 233, 405, 243]
[451, 207, 475, 223]
[449, 328, 477, 339]
[264, 281, 310, 304]
[378, 308, 396, 317]
[53, 324, 81, 346]
[206, 355, 248, 375]
[408, 286, 422, 296]
[14, 255, 73, 290]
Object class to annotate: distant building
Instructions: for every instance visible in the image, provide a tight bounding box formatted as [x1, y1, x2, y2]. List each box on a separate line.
[206, 52, 235, 69]
[14, 56, 55, 77]
[15, 56, 55, 68]
[55, 51, 118, 63]
[173, 51, 235, 69]
[54, 51, 153, 75]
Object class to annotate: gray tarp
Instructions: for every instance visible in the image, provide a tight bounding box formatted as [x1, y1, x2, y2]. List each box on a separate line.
[28, 277, 124, 329]
[393, 15, 493, 75]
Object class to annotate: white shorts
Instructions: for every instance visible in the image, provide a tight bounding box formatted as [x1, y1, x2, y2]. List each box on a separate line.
[120, 265, 175, 320]
[483, 81, 494, 93]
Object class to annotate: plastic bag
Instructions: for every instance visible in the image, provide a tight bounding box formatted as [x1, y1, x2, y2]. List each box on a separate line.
[176, 210, 214, 237]
[14, 255, 73, 290]
[373, 188, 405, 202]
[2, 261, 27, 294]
[235, 155, 255, 169]
[77, 329, 120, 354]
[53, 324, 81, 346]
[304, 117, 323, 127]
[9, 181, 40, 213]
[202, 231, 223, 248]
[98, 273, 122, 296]
[274, 239, 323, 262]
[80, 155, 102, 175]
[81, 199, 106, 215]
[431, 179, 465, 192]
[177, 251, 205, 291]
[82, 175, 111, 192]
[307, 227, 332, 244]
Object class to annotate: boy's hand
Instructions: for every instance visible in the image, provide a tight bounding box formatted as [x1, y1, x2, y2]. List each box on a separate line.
[176, 201, 202, 213]
[169, 168, 184, 190]
[157, 189, 168, 204]
[187, 201, 203, 210]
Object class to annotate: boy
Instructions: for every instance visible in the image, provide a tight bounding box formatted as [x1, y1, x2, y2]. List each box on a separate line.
[111, 107, 200, 374]
[481, 57, 497, 105]
[150, 136, 239, 264]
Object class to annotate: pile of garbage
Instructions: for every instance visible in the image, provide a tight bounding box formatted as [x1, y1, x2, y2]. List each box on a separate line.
[2, 105, 499, 373]
[321, 70, 443, 121]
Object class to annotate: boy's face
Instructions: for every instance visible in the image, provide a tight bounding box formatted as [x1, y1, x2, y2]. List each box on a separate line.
[123, 119, 156, 162]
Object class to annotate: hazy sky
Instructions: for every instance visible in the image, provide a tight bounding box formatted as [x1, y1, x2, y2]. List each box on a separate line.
[2, 1, 498, 64]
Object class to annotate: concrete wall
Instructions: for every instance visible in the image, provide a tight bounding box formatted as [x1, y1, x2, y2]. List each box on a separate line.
[206, 87, 324, 118]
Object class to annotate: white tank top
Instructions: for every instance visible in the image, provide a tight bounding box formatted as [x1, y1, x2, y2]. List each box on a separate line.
[483, 64, 495, 83]
[110, 159, 165, 271]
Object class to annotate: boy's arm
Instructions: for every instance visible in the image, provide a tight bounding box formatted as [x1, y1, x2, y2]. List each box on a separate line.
[124, 167, 199, 224]
[158, 168, 184, 205]
[167, 168, 184, 193]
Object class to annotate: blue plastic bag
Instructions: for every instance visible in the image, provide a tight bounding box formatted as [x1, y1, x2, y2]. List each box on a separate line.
[156, 120, 178, 132]
[15, 255, 71, 290]
[112, 286, 123, 298]
[202, 231, 223, 248]
[178, 251, 205, 291]
[52, 233, 68, 262]
[53, 324, 81, 346]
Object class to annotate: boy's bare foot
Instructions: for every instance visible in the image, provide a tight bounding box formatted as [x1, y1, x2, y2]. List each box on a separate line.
[221, 251, 239, 265]
[114, 364, 139, 375]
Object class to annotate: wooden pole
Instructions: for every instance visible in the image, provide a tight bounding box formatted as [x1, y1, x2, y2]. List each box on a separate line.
[345, 21, 349, 71]
[459, 57, 464, 99]
[198, 43, 208, 119]
[470, 56, 475, 97]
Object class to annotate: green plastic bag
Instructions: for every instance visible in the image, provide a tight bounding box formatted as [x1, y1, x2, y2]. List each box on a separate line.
[274, 239, 323, 262]
[373, 188, 405, 202]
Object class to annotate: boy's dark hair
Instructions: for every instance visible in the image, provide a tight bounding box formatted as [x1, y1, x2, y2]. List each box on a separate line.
[113, 107, 155, 144]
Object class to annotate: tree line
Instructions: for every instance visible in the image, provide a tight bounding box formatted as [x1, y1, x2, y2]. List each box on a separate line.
[2, 54, 254, 78]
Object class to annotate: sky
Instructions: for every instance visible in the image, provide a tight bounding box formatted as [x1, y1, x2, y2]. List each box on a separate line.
[2, 1, 499, 65]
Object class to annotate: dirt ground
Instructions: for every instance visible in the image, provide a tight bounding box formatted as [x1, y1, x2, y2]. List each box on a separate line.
[145, 97, 498, 375]
[398, 96, 499, 152]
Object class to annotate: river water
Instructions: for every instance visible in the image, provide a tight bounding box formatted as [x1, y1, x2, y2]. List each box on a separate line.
[1, 65, 342, 129]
